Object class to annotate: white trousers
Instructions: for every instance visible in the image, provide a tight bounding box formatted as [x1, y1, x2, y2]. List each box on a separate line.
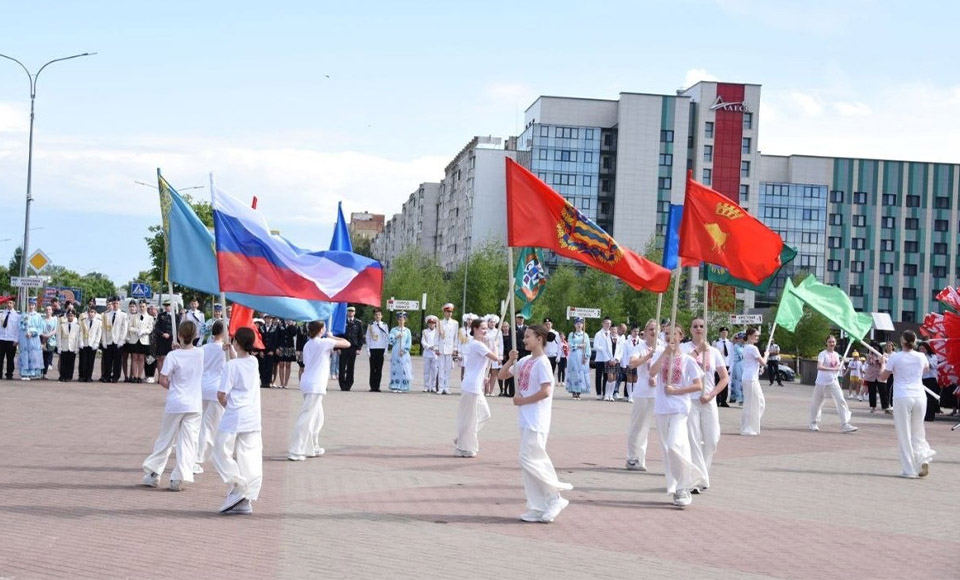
[656, 412, 705, 494]
[809, 380, 852, 427]
[893, 396, 936, 477]
[455, 392, 491, 454]
[688, 399, 720, 488]
[213, 430, 263, 501]
[197, 399, 224, 465]
[288, 393, 325, 457]
[740, 379, 765, 436]
[518, 428, 573, 512]
[142, 411, 201, 483]
[626, 397, 656, 466]
[438, 354, 453, 393]
[423, 355, 439, 392]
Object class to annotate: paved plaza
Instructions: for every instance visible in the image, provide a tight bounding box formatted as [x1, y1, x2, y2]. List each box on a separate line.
[0, 356, 958, 579]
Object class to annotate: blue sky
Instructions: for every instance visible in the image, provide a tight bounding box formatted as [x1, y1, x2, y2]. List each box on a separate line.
[1, 0, 957, 287]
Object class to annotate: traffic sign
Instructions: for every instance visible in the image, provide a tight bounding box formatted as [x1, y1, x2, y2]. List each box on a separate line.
[387, 299, 420, 311]
[12, 276, 46, 288]
[566, 306, 602, 320]
[729, 314, 763, 325]
[27, 249, 50, 273]
[130, 282, 153, 299]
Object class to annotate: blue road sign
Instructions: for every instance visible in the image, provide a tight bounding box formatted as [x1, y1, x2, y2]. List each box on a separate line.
[130, 282, 153, 299]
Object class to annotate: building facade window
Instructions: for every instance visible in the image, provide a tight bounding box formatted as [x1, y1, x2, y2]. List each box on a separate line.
[882, 193, 898, 206]
[852, 238, 866, 250]
[743, 112, 753, 129]
[828, 259, 841, 272]
[902, 288, 917, 300]
[799, 255, 818, 268]
[880, 239, 894, 251]
[906, 195, 920, 207]
[828, 236, 842, 249]
[702, 168, 712, 185]
[830, 214, 843, 225]
[659, 153, 673, 166]
[740, 184, 749, 200]
[742, 137, 751, 154]
[802, 232, 819, 244]
[906, 217, 919, 230]
[584, 128, 595, 140]
[851, 260, 864, 273]
[881, 216, 895, 229]
[830, 190, 844, 203]
[660, 130, 674, 143]
[703, 145, 713, 162]
[904, 264, 918, 276]
[584, 151, 593, 163]
[879, 287, 893, 299]
[935, 196, 950, 209]
[933, 265, 947, 277]
[905, 241, 919, 253]
[850, 285, 863, 297]
[540, 125, 550, 137]
[740, 161, 750, 177]
[853, 215, 866, 227]
[704, 122, 714, 139]
[658, 177, 672, 189]
[934, 242, 948, 254]
[853, 191, 867, 204]
[935, 219, 949, 231]
[879, 262, 894, 274]
[902, 311, 916, 323]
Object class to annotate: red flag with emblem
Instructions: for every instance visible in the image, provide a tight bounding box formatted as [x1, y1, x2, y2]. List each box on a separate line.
[505, 158, 670, 292]
[679, 172, 783, 285]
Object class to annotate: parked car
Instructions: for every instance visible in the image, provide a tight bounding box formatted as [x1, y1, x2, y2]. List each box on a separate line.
[760, 363, 796, 382]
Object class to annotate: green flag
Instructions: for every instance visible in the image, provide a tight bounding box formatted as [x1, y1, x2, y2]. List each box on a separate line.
[514, 247, 548, 318]
[775, 278, 805, 332]
[789, 275, 873, 339]
[703, 245, 798, 293]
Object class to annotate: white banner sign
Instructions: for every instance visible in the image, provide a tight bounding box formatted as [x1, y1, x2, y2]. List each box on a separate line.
[387, 299, 420, 311]
[566, 306, 602, 320]
[11, 276, 46, 289]
[729, 314, 763, 325]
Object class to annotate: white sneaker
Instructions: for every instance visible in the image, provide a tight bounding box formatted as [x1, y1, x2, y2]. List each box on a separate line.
[808, 424, 820, 432]
[145, 377, 155, 384]
[626, 397, 634, 403]
[857, 395, 864, 402]
[673, 489, 692, 507]
[287, 455, 305, 461]
[454, 449, 477, 458]
[226, 498, 252, 514]
[192, 464, 204, 474]
[219, 489, 246, 513]
[520, 509, 543, 523]
[309, 448, 326, 458]
[540, 496, 569, 522]
[625, 460, 647, 471]
[168, 479, 183, 491]
[142, 472, 159, 488]
[841, 424, 858, 433]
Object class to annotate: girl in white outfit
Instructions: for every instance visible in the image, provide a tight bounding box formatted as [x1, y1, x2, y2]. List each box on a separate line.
[739, 327, 767, 436]
[879, 330, 936, 479]
[288, 321, 350, 461]
[454, 319, 500, 457]
[195, 320, 235, 474]
[625, 319, 662, 471]
[499, 325, 573, 523]
[680, 318, 728, 492]
[810, 335, 858, 433]
[649, 325, 706, 507]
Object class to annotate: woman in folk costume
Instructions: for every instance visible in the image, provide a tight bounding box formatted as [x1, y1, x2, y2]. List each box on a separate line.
[19, 297, 45, 380]
[388, 312, 413, 392]
[680, 318, 729, 492]
[40, 304, 59, 379]
[483, 315, 503, 397]
[626, 318, 663, 471]
[564, 317, 591, 399]
[739, 327, 767, 436]
[421, 315, 440, 393]
[648, 324, 706, 508]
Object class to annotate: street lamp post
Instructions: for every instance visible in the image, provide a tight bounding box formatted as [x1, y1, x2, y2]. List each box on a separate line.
[0, 51, 96, 310]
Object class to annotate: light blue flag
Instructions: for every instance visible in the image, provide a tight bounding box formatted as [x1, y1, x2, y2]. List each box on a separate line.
[328, 202, 353, 334]
[158, 172, 334, 321]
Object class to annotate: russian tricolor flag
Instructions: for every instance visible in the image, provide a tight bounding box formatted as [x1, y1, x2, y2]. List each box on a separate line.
[212, 186, 383, 306]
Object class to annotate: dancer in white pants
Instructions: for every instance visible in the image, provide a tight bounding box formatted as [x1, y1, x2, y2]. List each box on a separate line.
[195, 321, 234, 473]
[649, 325, 706, 507]
[879, 330, 936, 479]
[421, 316, 440, 392]
[810, 335, 858, 433]
[454, 318, 499, 457]
[681, 318, 728, 491]
[500, 325, 573, 523]
[625, 318, 662, 471]
[142, 320, 204, 491]
[214, 327, 264, 514]
[739, 327, 767, 436]
[288, 321, 350, 461]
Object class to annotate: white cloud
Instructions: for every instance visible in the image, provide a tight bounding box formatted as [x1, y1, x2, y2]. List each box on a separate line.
[0, 102, 28, 133]
[784, 90, 824, 117]
[832, 101, 872, 116]
[683, 68, 720, 89]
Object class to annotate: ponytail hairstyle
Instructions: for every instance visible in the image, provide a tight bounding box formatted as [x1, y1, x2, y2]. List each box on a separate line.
[901, 330, 917, 351]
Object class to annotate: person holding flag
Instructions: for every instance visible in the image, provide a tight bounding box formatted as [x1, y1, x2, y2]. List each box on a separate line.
[809, 335, 859, 434]
[626, 318, 663, 471]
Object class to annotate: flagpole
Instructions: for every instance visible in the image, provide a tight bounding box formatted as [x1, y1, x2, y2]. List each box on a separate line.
[508, 246, 517, 352]
[169, 281, 179, 347]
[703, 275, 709, 334]
[764, 323, 778, 356]
[655, 293, 663, 329]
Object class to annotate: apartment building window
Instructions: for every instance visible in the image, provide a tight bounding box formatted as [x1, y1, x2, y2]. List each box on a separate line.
[880, 239, 894, 251]
[935, 219, 949, 231]
[850, 260, 863, 272]
[742, 137, 751, 154]
[934, 242, 948, 254]
[584, 128, 595, 140]
[905, 217, 919, 229]
[704, 122, 714, 139]
[743, 112, 753, 129]
[658, 177, 672, 189]
[601, 179, 611, 193]
[555, 150, 578, 162]
[659, 153, 673, 166]
[703, 145, 713, 162]
[583, 175, 592, 187]
[539, 149, 548, 160]
[905, 241, 919, 253]
[537, 172, 547, 182]
[602, 156, 611, 170]
[935, 196, 950, 209]
[827, 259, 841, 272]
[540, 125, 550, 137]
[851, 191, 866, 204]
[830, 214, 843, 225]
[879, 287, 893, 299]
[764, 207, 788, 219]
[830, 190, 844, 203]
[879, 262, 894, 274]
[850, 285, 863, 297]
[657, 200, 670, 212]
[660, 129, 674, 143]
[852, 238, 866, 249]
[881, 216, 895, 229]
[902, 288, 917, 300]
[904, 263, 918, 276]
[740, 184, 749, 200]
[902, 311, 916, 323]
[882, 193, 898, 206]
[702, 168, 712, 185]
[802, 232, 819, 244]
[555, 127, 579, 139]
[603, 133, 614, 147]
[906, 194, 920, 207]
[740, 161, 750, 177]
[800, 255, 818, 268]
[933, 265, 947, 277]
[584, 151, 594, 163]
[581, 198, 592, 210]
[853, 215, 866, 227]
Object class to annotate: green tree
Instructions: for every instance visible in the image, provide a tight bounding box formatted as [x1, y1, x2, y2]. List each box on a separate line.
[0, 264, 11, 297]
[531, 265, 580, 332]
[451, 241, 509, 319]
[350, 233, 374, 259]
[381, 248, 451, 337]
[8, 246, 22, 277]
[41, 264, 117, 303]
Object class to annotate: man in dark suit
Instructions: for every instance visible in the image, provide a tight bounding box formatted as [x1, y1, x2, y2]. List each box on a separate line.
[260, 314, 280, 387]
[337, 306, 365, 391]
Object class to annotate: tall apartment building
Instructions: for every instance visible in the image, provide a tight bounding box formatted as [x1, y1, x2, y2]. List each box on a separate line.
[370, 182, 440, 269]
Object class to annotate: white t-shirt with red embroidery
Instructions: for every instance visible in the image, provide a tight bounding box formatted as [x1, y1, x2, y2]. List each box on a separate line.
[509, 354, 555, 432]
[680, 343, 725, 399]
[816, 350, 843, 385]
[653, 351, 703, 415]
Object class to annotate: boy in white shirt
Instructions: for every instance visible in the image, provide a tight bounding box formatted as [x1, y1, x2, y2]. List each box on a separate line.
[288, 321, 350, 461]
[141, 321, 205, 491]
[499, 324, 574, 523]
[454, 318, 500, 458]
[214, 327, 264, 514]
[194, 320, 234, 474]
